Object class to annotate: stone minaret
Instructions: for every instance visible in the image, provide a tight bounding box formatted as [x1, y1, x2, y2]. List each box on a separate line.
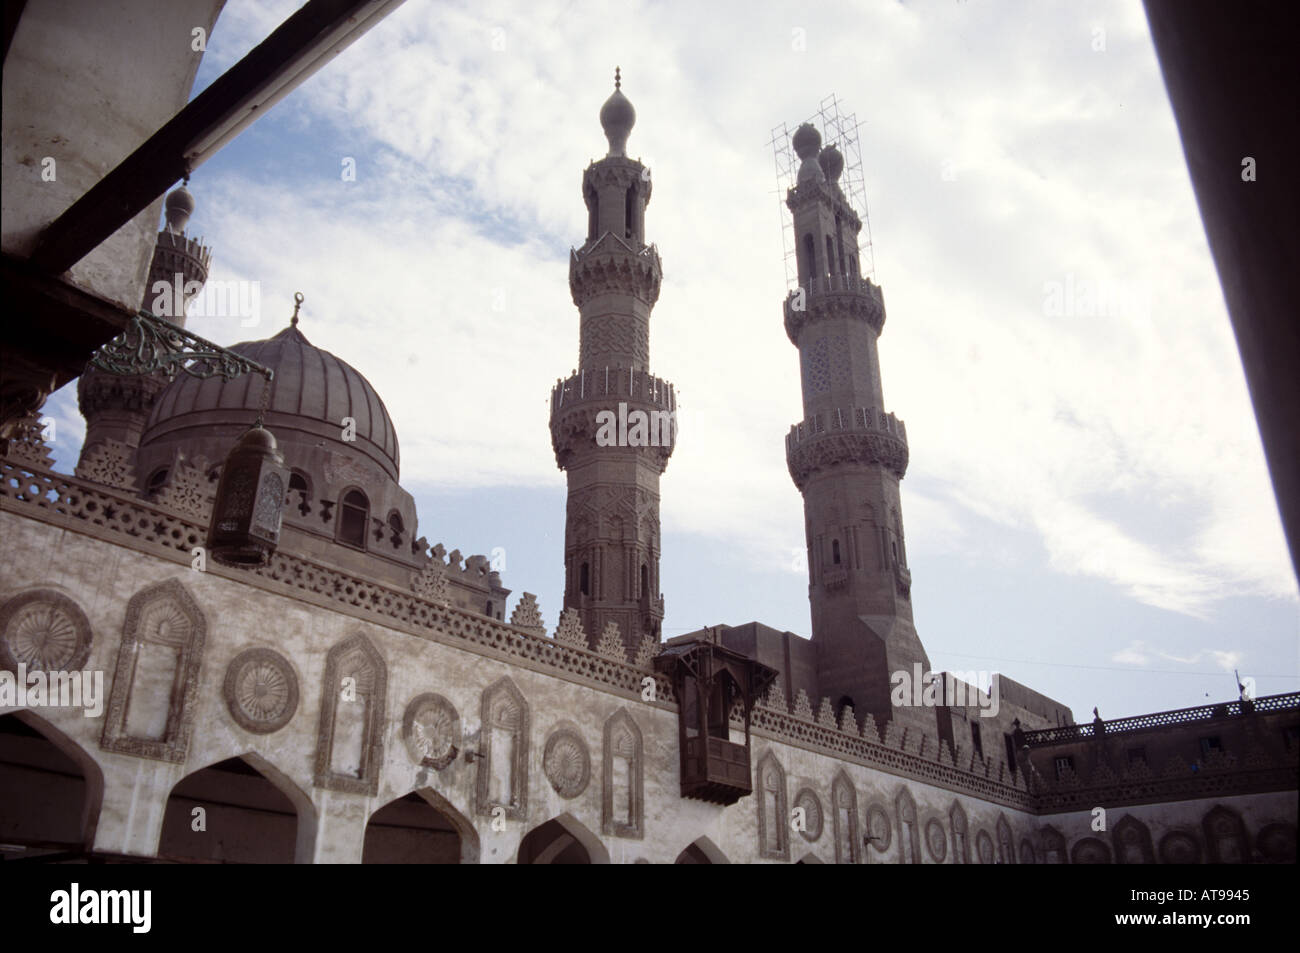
[782, 122, 931, 734]
[77, 185, 212, 468]
[549, 71, 675, 658]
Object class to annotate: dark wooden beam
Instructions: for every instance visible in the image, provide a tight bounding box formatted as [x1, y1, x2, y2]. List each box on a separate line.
[27, 0, 382, 276]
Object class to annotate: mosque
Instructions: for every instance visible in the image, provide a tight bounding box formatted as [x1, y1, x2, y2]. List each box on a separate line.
[0, 4, 1296, 865]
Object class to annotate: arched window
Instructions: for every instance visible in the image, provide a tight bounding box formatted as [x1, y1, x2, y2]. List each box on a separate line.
[835, 213, 846, 276]
[624, 184, 636, 241]
[825, 235, 836, 276]
[800, 233, 815, 284]
[587, 192, 598, 242]
[287, 472, 311, 516]
[387, 510, 404, 548]
[146, 467, 169, 497]
[579, 562, 590, 597]
[485, 601, 493, 617]
[337, 489, 369, 549]
[640, 563, 649, 599]
[831, 539, 841, 565]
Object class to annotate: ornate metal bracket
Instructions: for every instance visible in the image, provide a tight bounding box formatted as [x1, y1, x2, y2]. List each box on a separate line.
[87, 309, 273, 383]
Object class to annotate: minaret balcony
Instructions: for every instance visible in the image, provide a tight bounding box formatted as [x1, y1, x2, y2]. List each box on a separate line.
[784, 274, 885, 343]
[549, 368, 676, 471]
[786, 406, 909, 488]
[569, 236, 662, 308]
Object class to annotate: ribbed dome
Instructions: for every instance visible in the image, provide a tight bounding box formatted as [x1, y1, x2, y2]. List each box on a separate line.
[143, 323, 400, 480]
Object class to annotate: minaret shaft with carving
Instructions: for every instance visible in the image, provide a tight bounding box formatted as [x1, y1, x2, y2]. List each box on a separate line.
[782, 123, 930, 731]
[550, 74, 674, 659]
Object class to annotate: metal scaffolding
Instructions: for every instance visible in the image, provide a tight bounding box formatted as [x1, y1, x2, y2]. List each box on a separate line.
[768, 94, 876, 290]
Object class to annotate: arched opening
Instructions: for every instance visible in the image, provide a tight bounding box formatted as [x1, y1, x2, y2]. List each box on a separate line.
[0, 711, 104, 860]
[624, 183, 636, 241]
[587, 190, 599, 242]
[287, 471, 311, 516]
[835, 213, 845, 275]
[800, 233, 815, 284]
[485, 600, 493, 617]
[337, 488, 369, 549]
[579, 562, 590, 597]
[836, 695, 855, 719]
[146, 466, 169, 498]
[640, 563, 649, 600]
[387, 510, 404, 548]
[831, 538, 841, 565]
[675, 836, 729, 864]
[157, 754, 316, 863]
[363, 789, 479, 864]
[825, 235, 836, 276]
[517, 813, 609, 864]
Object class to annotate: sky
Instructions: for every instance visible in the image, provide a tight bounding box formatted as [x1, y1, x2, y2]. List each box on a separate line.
[41, 0, 1299, 723]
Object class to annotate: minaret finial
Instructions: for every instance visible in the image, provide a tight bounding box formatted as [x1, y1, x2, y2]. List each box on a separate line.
[291, 291, 304, 327]
[615, 66, 621, 90]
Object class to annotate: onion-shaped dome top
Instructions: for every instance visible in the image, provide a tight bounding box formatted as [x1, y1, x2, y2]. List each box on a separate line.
[792, 123, 821, 160]
[164, 185, 195, 233]
[600, 67, 636, 156]
[143, 322, 400, 480]
[818, 144, 844, 182]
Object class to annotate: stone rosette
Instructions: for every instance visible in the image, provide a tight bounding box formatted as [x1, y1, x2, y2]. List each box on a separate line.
[544, 726, 591, 799]
[223, 647, 298, 734]
[402, 693, 459, 770]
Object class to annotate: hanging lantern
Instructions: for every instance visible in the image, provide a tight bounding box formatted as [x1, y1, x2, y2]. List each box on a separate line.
[208, 423, 289, 567]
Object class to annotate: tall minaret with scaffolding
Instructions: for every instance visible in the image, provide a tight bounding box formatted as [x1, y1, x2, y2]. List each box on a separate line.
[777, 106, 931, 734]
[549, 71, 675, 659]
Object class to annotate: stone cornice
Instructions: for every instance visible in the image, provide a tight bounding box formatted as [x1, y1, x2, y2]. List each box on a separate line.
[784, 276, 885, 344]
[787, 426, 909, 487]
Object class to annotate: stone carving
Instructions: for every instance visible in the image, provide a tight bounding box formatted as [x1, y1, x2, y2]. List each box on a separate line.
[323, 454, 373, 489]
[755, 751, 789, 861]
[793, 689, 814, 721]
[1, 413, 54, 469]
[152, 453, 215, 521]
[632, 633, 658, 669]
[861, 712, 880, 745]
[764, 680, 787, 713]
[865, 803, 892, 853]
[508, 592, 546, 637]
[544, 725, 591, 798]
[0, 589, 93, 675]
[1158, 830, 1201, 864]
[313, 632, 387, 795]
[75, 439, 137, 491]
[1019, 838, 1036, 864]
[832, 771, 860, 864]
[477, 676, 529, 820]
[602, 709, 643, 838]
[554, 608, 588, 648]
[939, 740, 954, 766]
[896, 788, 921, 863]
[794, 787, 823, 842]
[101, 578, 206, 763]
[976, 829, 996, 864]
[595, 621, 628, 662]
[1255, 823, 1296, 864]
[223, 647, 298, 734]
[838, 703, 857, 735]
[410, 561, 450, 603]
[996, 814, 1015, 863]
[402, 693, 459, 770]
[1111, 814, 1155, 864]
[926, 818, 948, 863]
[786, 429, 909, 489]
[816, 696, 836, 728]
[1069, 835, 1110, 864]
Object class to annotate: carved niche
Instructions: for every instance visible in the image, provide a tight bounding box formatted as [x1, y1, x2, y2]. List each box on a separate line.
[794, 788, 823, 843]
[544, 724, 591, 799]
[895, 788, 921, 864]
[402, 693, 459, 770]
[925, 818, 948, 863]
[1111, 814, 1155, 864]
[996, 814, 1015, 864]
[949, 801, 971, 863]
[1158, 830, 1202, 864]
[1202, 805, 1249, 863]
[976, 829, 996, 864]
[1019, 837, 1037, 864]
[223, 647, 298, 734]
[0, 589, 94, 675]
[1040, 825, 1068, 863]
[831, 771, 859, 864]
[476, 676, 529, 820]
[1070, 836, 1112, 864]
[313, 632, 387, 795]
[602, 708, 644, 838]
[755, 751, 790, 861]
[101, 578, 206, 763]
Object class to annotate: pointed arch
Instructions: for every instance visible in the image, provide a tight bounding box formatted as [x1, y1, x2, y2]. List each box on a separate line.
[602, 708, 643, 838]
[0, 709, 105, 856]
[1040, 824, 1067, 863]
[1202, 805, 1249, 863]
[996, 814, 1015, 864]
[517, 812, 610, 864]
[1019, 837, 1037, 864]
[158, 751, 315, 863]
[1070, 836, 1112, 864]
[675, 836, 730, 864]
[756, 751, 789, 860]
[831, 770, 859, 864]
[1112, 814, 1155, 864]
[949, 800, 970, 864]
[895, 787, 920, 863]
[313, 631, 387, 795]
[364, 787, 479, 864]
[100, 577, 206, 763]
[477, 676, 529, 819]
